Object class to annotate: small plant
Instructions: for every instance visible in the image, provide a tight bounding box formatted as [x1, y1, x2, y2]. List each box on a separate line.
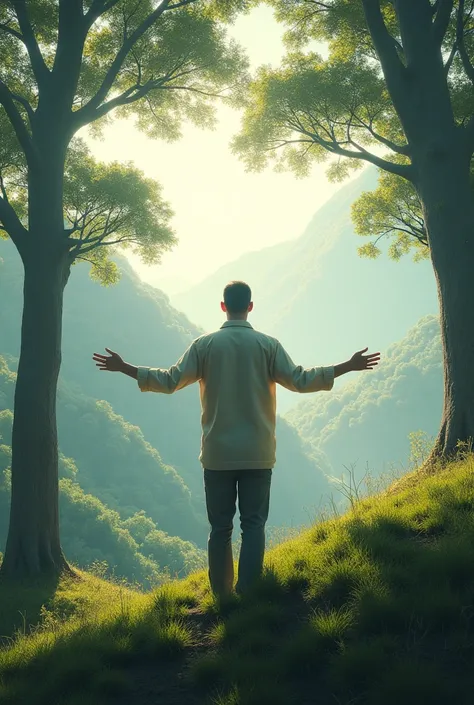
[408, 430, 435, 469]
[331, 462, 368, 511]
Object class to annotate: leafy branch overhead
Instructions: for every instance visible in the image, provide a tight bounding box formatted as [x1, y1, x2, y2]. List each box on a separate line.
[64, 139, 177, 284]
[234, 0, 474, 258]
[0, 0, 249, 278]
[352, 169, 430, 262]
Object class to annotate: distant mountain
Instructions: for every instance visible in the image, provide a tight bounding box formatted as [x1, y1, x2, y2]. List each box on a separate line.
[0, 240, 333, 536]
[173, 168, 439, 412]
[286, 315, 443, 480]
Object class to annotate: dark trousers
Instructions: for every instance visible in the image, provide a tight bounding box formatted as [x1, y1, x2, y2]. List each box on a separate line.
[204, 468, 272, 597]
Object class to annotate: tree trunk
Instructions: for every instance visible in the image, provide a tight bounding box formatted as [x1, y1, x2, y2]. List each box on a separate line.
[417, 144, 474, 461]
[0, 245, 72, 579]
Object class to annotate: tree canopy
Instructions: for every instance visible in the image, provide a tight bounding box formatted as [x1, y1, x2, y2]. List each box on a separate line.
[0, 0, 249, 277]
[233, 0, 474, 255]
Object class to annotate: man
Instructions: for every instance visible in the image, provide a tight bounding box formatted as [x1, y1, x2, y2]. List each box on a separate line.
[93, 280, 380, 597]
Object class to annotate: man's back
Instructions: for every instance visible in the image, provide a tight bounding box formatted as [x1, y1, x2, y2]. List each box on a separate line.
[137, 318, 334, 471]
[196, 320, 278, 471]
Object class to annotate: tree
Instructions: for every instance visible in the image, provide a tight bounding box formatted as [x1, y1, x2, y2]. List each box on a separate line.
[234, 0, 474, 464]
[0, 0, 247, 579]
[352, 163, 474, 261]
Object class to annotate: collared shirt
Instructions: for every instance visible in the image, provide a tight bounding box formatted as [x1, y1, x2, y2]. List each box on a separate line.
[137, 320, 334, 471]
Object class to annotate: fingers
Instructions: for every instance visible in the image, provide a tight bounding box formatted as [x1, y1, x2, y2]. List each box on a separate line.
[357, 347, 369, 355]
[105, 347, 117, 356]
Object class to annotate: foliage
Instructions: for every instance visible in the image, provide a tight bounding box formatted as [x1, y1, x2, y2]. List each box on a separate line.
[64, 139, 177, 283]
[352, 164, 474, 261]
[234, 0, 474, 259]
[0, 0, 249, 277]
[352, 168, 430, 261]
[2, 451, 474, 704]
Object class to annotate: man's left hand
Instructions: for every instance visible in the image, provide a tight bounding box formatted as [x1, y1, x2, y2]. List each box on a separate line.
[350, 347, 381, 371]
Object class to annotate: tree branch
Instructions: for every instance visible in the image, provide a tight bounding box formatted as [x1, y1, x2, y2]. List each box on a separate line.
[0, 191, 28, 251]
[444, 41, 458, 75]
[77, 0, 202, 126]
[432, 0, 454, 45]
[167, 0, 199, 9]
[75, 0, 174, 125]
[348, 108, 411, 155]
[11, 91, 35, 126]
[0, 21, 22, 41]
[74, 78, 157, 126]
[12, 0, 50, 89]
[296, 123, 414, 180]
[85, 0, 122, 27]
[368, 126, 410, 155]
[361, 0, 407, 106]
[0, 80, 36, 165]
[457, 0, 474, 84]
[73, 233, 130, 257]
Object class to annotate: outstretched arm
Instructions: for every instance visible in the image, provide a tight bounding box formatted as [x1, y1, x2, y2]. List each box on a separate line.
[93, 348, 137, 378]
[92, 343, 201, 393]
[334, 347, 381, 378]
[272, 343, 381, 393]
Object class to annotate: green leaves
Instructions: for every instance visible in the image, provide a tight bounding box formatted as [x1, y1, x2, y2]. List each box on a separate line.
[73, 2, 249, 135]
[0, 0, 249, 260]
[235, 0, 474, 262]
[65, 139, 176, 284]
[233, 52, 402, 178]
[352, 169, 430, 262]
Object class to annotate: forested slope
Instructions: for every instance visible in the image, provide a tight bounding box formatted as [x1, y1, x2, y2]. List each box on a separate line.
[0, 356, 205, 587]
[286, 316, 442, 479]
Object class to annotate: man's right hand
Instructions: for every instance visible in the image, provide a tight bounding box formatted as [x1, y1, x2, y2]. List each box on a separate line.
[92, 348, 125, 373]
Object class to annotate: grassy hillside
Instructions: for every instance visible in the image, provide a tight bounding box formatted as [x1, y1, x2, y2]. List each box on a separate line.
[2, 454, 474, 705]
[173, 168, 439, 396]
[287, 315, 442, 480]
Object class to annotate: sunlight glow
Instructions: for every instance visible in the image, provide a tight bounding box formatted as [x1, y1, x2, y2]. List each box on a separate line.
[81, 6, 350, 296]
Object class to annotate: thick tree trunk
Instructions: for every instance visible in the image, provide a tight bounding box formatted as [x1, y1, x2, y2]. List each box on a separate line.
[0, 245, 72, 579]
[417, 145, 474, 462]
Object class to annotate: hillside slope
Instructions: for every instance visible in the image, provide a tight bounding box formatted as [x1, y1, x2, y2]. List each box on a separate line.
[286, 315, 443, 479]
[2, 454, 474, 705]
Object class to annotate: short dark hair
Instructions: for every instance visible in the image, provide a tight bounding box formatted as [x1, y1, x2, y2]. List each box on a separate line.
[223, 281, 252, 314]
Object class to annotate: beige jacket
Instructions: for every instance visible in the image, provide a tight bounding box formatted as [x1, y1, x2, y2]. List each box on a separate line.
[137, 320, 334, 470]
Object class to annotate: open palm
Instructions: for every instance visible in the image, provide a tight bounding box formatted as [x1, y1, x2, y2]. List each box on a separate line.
[92, 348, 124, 372]
[350, 347, 381, 371]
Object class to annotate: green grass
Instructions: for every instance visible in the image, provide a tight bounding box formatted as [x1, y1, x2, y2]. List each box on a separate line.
[2, 455, 474, 704]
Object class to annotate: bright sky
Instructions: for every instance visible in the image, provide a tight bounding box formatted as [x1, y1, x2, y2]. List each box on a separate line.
[83, 6, 348, 296]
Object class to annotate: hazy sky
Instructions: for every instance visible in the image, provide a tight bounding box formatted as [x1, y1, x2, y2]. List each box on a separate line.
[83, 6, 352, 295]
